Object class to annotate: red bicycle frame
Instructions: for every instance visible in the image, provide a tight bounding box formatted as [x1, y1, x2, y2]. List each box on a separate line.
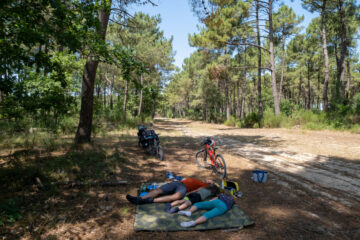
[205, 143, 217, 167]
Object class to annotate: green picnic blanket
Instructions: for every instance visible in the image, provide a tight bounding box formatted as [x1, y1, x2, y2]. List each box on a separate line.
[134, 182, 254, 231]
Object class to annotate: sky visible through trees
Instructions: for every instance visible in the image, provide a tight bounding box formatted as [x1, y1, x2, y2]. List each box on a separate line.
[130, 0, 322, 68]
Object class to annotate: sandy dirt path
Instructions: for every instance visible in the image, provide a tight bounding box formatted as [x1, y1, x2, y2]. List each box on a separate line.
[156, 118, 360, 210]
[9, 118, 359, 240]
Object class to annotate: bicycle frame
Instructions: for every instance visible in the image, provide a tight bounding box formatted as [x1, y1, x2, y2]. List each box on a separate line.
[196, 138, 226, 178]
[205, 144, 216, 166]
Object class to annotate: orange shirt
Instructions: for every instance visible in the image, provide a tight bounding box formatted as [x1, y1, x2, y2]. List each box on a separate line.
[181, 178, 209, 192]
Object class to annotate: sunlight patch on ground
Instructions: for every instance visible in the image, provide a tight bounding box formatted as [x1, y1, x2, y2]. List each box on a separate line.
[259, 206, 295, 220]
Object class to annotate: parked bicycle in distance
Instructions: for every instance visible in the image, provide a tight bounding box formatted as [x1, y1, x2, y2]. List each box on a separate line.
[195, 137, 226, 179]
[137, 126, 164, 161]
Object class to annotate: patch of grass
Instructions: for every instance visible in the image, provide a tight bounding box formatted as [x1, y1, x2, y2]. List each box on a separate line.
[121, 207, 129, 216]
[0, 198, 21, 226]
[350, 124, 360, 134]
[259, 108, 360, 133]
[0, 130, 71, 153]
[0, 131, 131, 199]
[304, 122, 327, 131]
[115, 116, 154, 130]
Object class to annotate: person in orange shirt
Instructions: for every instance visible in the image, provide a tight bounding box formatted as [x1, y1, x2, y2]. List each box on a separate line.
[126, 178, 213, 205]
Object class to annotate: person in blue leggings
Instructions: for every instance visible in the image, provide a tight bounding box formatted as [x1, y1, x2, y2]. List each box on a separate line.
[178, 194, 234, 228]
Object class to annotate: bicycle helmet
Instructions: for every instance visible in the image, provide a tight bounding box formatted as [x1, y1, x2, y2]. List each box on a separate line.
[201, 137, 215, 147]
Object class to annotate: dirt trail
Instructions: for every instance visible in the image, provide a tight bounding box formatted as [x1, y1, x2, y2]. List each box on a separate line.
[157, 118, 360, 210]
[6, 118, 359, 239]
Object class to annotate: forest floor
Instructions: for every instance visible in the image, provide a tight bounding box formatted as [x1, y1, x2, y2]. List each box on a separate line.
[1, 118, 360, 239]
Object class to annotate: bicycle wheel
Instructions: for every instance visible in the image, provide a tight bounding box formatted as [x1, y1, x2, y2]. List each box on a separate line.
[157, 145, 164, 161]
[148, 140, 156, 155]
[213, 154, 227, 179]
[195, 149, 207, 168]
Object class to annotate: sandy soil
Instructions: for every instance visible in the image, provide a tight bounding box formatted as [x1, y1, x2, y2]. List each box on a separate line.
[2, 118, 360, 240]
[163, 118, 360, 209]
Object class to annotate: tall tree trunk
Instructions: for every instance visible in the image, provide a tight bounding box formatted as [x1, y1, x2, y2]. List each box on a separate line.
[298, 73, 302, 105]
[171, 107, 175, 118]
[138, 73, 144, 116]
[279, 33, 285, 102]
[75, 3, 111, 143]
[241, 46, 247, 119]
[269, 0, 280, 115]
[307, 61, 312, 110]
[103, 85, 106, 107]
[177, 105, 181, 118]
[346, 60, 351, 100]
[152, 98, 156, 119]
[219, 105, 222, 119]
[214, 106, 217, 122]
[336, 0, 347, 102]
[232, 86, 236, 115]
[225, 79, 230, 121]
[123, 79, 129, 121]
[317, 67, 321, 109]
[236, 81, 240, 118]
[256, 1, 263, 125]
[75, 56, 99, 143]
[109, 73, 114, 110]
[224, 50, 230, 121]
[205, 107, 209, 122]
[202, 105, 206, 121]
[253, 76, 257, 101]
[321, 0, 330, 112]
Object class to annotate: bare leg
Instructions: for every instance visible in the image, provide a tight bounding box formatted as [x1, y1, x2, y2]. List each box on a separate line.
[171, 199, 185, 207]
[178, 200, 192, 210]
[189, 205, 198, 213]
[154, 192, 182, 203]
[194, 216, 207, 225]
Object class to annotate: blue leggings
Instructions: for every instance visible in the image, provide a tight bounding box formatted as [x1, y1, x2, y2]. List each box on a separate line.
[193, 199, 228, 220]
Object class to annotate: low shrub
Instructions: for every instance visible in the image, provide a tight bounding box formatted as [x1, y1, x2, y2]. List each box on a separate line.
[224, 116, 237, 127]
[290, 109, 325, 126]
[350, 124, 360, 134]
[244, 112, 260, 128]
[263, 109, 284, 128]
[280, 99, 295, 116]
[352, 93, 360, 114]
[59, 116, 78, 134]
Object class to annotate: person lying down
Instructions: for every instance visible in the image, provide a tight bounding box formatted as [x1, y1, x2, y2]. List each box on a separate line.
[165, 184, 220, 213]
[178, 194, 234, 228]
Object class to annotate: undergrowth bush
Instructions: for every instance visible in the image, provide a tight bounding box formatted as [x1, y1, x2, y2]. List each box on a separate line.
[353, 93, 360, 114]
[280, 99, 295, 116]
[224, 116, 237, 127]
[350, 124, 360, 133]
[243, 112, 260, 128]
[290, 109, 325, 126]
[263, 109, 285, 128]
[59, 116, 78, 134]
